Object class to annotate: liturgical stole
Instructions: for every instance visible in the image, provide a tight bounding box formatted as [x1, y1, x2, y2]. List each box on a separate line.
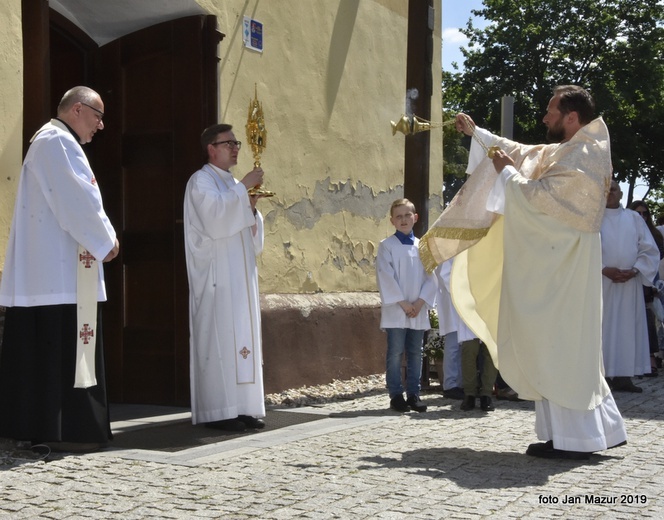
[74, 245, 98, 388]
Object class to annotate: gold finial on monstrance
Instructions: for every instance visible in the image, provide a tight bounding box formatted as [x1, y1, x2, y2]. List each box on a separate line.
[246, 85, 274, 197]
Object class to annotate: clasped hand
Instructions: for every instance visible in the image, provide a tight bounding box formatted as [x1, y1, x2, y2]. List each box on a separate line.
[399, 299, 425, 318]
[602, 267, 637, 283]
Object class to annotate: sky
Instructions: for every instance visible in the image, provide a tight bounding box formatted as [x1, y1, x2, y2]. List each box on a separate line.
[441, 0, 488, 72]
[440, 0, 645, 204]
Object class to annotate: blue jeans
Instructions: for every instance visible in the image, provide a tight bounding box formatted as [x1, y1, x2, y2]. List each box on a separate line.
[385, 328, 425, 398]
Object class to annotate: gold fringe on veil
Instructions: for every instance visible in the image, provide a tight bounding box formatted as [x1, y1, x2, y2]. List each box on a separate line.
[419, 157, 500, 273]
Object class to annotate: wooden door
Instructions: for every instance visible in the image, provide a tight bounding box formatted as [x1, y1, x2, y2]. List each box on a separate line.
[92, 16, 221, 405]
[23, 6, 222, 405]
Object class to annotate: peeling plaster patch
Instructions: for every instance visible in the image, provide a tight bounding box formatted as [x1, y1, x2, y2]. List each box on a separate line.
[330, 252, 346, 272]
[356, 257, 373, 270]
[324, 233, 375, 274]
[281, 178, 403, 229]
[262, 208, 278, 227]
[282, 241, 295, 261]
[429, 192, 443, 212]
[301, 275, 321, 293]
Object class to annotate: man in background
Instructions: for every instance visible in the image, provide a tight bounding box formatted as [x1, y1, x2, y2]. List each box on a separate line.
[601, 180, 659, 392]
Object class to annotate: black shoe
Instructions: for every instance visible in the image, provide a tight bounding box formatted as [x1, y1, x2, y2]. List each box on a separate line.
[479, 396, 495, 411]
[390, 394, 409, 412]
[205, 419, 247, 432]
[442, 387, 465, 400]
[612, 377, 643, 393]
[460, 395, 475, 411]
[238, 415, 266, 429]
[44, 441, 107, 453]
[644, 367, 658, 377]
[526, 440, 590, 460]
[406, 395, 427, 413]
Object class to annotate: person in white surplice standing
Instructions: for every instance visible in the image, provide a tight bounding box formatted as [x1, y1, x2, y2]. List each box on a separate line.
[600, 180, 659, 392]
[184, 123, 267, 432]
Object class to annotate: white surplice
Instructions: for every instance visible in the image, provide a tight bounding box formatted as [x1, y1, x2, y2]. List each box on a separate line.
[435, 259, 475, 343]
[0, 119, 116, 307]
[435, 259, 472, 392]
[184, 164, 265, 424]
[600, 206, 659, 377]
[376, 235, 437, 330]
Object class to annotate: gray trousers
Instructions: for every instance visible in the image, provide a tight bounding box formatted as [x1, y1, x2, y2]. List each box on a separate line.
[461, 338, 498, 397]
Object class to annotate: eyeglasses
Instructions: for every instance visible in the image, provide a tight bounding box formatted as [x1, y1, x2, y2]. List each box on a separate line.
[81, 102, 104, 121]
[636, 210, 650, 217]
[211, 140, 242, 150]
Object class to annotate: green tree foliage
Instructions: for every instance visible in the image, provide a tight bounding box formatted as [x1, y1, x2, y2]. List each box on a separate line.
[442, 0, 664, 203]
[441, 105, 469, 204]
[645, 184, 664, 220]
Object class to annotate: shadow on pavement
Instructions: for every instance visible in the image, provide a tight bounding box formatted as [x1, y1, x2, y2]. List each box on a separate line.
[357, 446, 611, 489]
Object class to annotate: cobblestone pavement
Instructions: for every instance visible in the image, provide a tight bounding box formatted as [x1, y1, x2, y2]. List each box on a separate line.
[1, 376, 663, 519]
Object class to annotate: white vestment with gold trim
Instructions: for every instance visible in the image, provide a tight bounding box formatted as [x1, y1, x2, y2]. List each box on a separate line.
[425, 119, 627, 451]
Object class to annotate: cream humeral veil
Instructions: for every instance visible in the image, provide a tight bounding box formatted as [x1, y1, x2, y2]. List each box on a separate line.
[420, 118, 612, 411]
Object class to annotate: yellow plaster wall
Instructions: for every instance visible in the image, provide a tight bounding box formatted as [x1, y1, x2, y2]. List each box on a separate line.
[198, 0, 443, 293]
[0, 0, 443, 294]
[0, 0, 24, 276]
[429, 3, 444, 239]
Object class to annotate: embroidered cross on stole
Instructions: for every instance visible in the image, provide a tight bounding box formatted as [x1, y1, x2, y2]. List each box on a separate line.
[74, 245, 98, 388]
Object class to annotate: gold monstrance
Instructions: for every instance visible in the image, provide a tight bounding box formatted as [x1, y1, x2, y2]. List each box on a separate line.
[246, 86, 274, 197]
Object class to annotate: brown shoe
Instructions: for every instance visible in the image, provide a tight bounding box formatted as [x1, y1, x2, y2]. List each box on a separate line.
[495, 387, 522, 401]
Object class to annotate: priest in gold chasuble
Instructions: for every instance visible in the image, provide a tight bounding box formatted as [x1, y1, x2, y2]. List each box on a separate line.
[420, 86, 627, 459]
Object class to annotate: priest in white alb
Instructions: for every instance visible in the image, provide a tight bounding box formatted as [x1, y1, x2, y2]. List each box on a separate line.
[601, 180, 659, 391]
[184, 123, 267, 432]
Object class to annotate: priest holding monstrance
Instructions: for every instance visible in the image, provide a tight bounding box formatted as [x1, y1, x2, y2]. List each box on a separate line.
[184, 89, 271, 431]
[419, 85, 627, 460]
